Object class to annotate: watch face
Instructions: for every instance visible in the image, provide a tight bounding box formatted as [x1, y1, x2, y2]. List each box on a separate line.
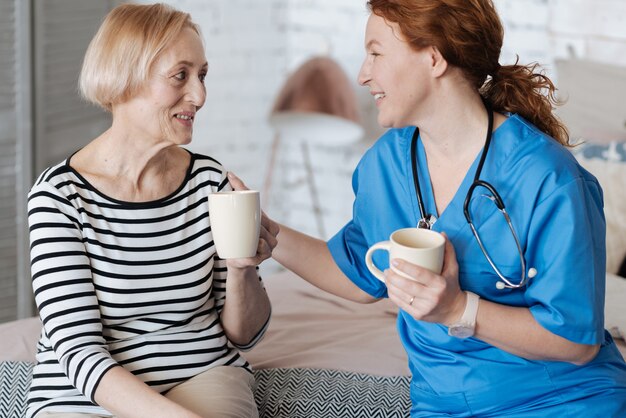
[448, 325, 474, 339]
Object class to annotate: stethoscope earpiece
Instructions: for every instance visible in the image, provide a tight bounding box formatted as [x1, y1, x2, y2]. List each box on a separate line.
[495, 281, 506, 290]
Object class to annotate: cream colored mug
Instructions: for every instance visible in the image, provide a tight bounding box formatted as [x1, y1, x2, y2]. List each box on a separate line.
[208, 190, 261, 259]
[365, 228, 445, 282]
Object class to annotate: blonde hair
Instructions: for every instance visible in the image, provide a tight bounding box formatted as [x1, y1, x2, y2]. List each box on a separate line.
[79, 3, 200, 111]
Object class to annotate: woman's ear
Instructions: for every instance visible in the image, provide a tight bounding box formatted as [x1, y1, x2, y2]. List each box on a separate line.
[429, 46, 448, 78]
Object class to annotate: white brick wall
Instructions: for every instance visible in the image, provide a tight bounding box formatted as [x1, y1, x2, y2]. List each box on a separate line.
[496, 0, 626, 73]
[149, 0, 626, 252]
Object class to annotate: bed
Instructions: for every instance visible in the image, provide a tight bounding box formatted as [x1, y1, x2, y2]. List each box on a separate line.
[1, 264, 625, 418]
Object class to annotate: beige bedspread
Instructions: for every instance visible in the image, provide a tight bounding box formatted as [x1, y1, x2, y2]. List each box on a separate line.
[0, 269, 410, 375]
[1, 269, 623, 369]
[246, 269, 410, 375]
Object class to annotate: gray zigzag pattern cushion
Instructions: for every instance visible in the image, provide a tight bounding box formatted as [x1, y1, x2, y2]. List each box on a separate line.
[254, 368, 411, 417]
[0, 362, 410, 418]
[0, 361, 34, 418]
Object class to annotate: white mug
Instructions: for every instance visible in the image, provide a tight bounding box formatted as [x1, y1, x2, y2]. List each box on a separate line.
[365, 228, 445, 282]
[208, 190, 261, 259]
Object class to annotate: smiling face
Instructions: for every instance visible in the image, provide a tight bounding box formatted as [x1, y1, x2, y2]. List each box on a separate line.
[358, 13, 434, 128]
[115, 27, 208, 146]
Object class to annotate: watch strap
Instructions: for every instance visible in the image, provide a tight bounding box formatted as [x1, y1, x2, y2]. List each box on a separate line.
[448, 291, 480, 338]
[461, 291, 479, 325]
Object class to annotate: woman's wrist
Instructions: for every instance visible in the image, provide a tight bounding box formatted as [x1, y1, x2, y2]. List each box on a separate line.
[225, 263, 258, 280]
[444, 291, 469, 327]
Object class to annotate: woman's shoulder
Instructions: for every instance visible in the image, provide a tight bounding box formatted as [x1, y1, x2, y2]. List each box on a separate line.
[370, 127, 414, 150]
[188, 151, 225, 174]
[30, 159, 77, 194]
[360, 127, 414, 165]
[186, 151, 229, 190]
[27, 159, 86, 215]
[496, 115, 601, 197]
[500, 115, 592, 177]
[190, 151, 222, 166]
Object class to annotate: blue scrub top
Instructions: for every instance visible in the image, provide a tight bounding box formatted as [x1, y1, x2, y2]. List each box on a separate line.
[328, 115, 626, 417]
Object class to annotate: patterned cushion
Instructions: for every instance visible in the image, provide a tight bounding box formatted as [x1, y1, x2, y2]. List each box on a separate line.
[571, 140, 626, 162]
[254, 368, 411, 417]
[572, 140, 626, 274]
[0, 363, 410, 418]
[0, 361, 34, 418]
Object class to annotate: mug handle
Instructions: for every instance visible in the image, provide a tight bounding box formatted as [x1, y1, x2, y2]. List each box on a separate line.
[365, 241, 391, 282]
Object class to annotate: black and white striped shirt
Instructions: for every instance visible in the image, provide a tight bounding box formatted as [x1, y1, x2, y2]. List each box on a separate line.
[26, 151, 265, 417]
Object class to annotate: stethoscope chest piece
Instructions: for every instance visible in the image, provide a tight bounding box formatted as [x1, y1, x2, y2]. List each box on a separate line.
[417, 214, 437, 229]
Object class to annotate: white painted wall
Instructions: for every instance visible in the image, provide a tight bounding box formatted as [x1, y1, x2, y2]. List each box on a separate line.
[139, 0, 626, 252]
[497, 0, 626, 74]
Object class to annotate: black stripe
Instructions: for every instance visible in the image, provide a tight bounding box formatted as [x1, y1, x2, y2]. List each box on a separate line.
[29, 384, 76, 392]
[34, 278, 92, 299]
[29, 221, 79, 232]
[47, 318, 102, 340]
[30, 236, 82, 250]
[68, 197, 207, 225]
[93, 273, 209, 294]
[41, 304, 96, 326]
[97, 287, 210, 309]
[131, 347, 229, 375]
[32, 250, 87, 266]
[99, 302, 211, 321]
[28, 190, 76, 209]
[119, 346, 227, 365]
[90, 257, 211, 280]
[81, 226, 211, 252]
[36, 291, 96, 312]
[108, 321, 222, 356]
[58, 174, 220, 210]
[82, 356, 109, 396]
[86, 241, 212, 267]
[78, 211, 209, 238]
[53, 331, 102, 353]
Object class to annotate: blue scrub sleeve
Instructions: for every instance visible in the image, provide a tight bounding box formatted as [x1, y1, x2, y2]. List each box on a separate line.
[525, 177, 606, 345]
[328, 222, 388, 299]
[327, 153, 390, 299]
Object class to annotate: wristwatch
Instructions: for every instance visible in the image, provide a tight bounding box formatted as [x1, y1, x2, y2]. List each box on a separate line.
[448, 291, 480, 339]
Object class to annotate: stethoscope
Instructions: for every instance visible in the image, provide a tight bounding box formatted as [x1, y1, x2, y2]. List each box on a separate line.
[410, 99, 533, 289]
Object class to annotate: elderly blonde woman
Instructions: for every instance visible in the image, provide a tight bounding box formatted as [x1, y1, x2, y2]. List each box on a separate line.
[26, 3, 277, 418]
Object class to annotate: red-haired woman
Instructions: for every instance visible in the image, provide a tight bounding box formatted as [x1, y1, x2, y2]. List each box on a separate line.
[232, 0, 626, 416]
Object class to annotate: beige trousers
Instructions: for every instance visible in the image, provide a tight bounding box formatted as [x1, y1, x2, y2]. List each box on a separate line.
[37, 366, 258, 418]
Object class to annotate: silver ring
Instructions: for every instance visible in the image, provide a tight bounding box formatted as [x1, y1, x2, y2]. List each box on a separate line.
[409, 296, 415, 306]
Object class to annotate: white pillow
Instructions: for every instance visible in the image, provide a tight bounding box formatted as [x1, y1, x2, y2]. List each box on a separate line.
[606, 272, 626, 339]
[573, 141, 626, 275]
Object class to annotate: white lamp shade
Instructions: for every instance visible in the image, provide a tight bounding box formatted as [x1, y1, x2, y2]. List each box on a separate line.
[269, 111, 364, 146]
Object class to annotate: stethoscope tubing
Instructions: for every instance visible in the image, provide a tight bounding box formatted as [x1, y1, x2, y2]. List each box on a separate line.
[410, 98, 529, 289]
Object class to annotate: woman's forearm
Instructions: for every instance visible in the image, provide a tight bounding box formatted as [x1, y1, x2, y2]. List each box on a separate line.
[94, 366, 202, 418]
[475, 299, 600, 364]
[272, 224, 376, 303]
[220, 266, 271, 346]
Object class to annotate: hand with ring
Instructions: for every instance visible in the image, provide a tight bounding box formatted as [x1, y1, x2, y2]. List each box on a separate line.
[384, 234, 467, 326]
